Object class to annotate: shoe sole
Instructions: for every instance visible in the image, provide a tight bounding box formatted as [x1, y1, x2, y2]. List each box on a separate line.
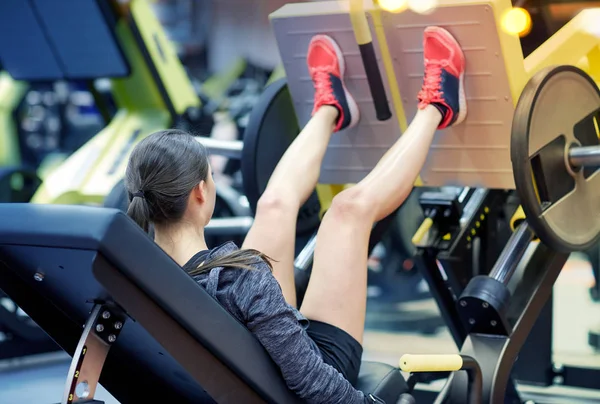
[424, 27, 467, 127]
[312, 34, 361, 130]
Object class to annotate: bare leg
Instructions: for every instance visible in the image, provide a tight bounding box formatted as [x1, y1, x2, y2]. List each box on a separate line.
[300, 106, 441, 341]
[243, 106, 337, 308]
[243, 35, 360, 307]
[300, 26, 467, 343]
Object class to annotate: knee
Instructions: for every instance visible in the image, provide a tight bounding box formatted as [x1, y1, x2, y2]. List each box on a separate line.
[327, 187, 374, 222]
[255, 190, 298, 217]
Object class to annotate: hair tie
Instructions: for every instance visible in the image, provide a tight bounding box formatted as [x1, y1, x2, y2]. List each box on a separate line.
[132, 190, 145, 199]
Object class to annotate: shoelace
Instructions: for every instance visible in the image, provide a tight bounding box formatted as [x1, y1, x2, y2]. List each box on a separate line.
[418, 59, 447, 106]
[313, 69, 336, 105]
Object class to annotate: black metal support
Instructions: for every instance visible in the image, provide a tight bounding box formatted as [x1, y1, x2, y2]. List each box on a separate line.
[62, 304, 126, 404]
[512, 296, 554, 386]
[438, 242, 569, 403]
[415, 189, 512, 346]
[418, 251, 467, 346]
[460, 355, 483, 404]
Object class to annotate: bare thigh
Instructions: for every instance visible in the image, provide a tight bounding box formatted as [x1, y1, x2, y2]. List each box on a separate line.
[300, 189, 373, 344]
[242, 195, 298, 306]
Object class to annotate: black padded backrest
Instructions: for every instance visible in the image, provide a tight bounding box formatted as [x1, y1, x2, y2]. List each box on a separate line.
[0, 204, 301, 404]
[0, 0, 129, 81]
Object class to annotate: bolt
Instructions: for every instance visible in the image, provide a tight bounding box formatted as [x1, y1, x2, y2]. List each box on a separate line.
[460, 301, 467, 307]
[96, 324, 104, 332]
[114, 321, 123, 330]
[491, 320, 497, 326]
[482, 302, 489, 309]
[108, 334, 117, 343]
[33, 272, 44, 282]
[102, 311, 111, 319]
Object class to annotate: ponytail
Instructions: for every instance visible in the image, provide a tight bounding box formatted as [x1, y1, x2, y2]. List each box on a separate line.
[186, 249, 274, 277]
[127, 196, 151, 233]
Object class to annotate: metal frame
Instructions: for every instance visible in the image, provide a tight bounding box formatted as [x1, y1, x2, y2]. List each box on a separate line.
[415, 189, 512, 346]
[444, 242, 568, 403]
[412, 222, 571, 403]
[62, 304, 126, 404]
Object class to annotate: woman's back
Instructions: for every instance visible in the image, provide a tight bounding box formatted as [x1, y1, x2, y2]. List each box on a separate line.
[183, 242, 368, 404]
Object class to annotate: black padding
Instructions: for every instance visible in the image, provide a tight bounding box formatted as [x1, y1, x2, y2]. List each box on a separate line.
[0, 204, 301, 404]
[0, 204, 409, 403]
[32, 0, 129, 79]
[356, 362, 409, 403]
[0, 0, 63, 80]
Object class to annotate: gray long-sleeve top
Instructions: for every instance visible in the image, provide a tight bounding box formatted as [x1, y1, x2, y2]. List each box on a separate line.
[183, 241, 368, 404]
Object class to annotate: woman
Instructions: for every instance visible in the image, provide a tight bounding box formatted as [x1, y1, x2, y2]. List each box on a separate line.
[125, 26, 466, 404]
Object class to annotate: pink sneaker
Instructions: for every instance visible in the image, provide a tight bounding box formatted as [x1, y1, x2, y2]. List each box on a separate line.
[417, 26, 467, 129]
[307, 35, 360, 132]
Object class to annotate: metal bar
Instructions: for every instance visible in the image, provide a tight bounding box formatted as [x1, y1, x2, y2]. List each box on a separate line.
[294, 232, 317, 271]
[205, 217, 253, 236]
[488, 223, 535, 285]
[418, 253, 468, 346]
[62, 304, 125, 404]
[568, 145, 600, 167]
[460, 355, 483, 404]
[195, 137, 243, 159]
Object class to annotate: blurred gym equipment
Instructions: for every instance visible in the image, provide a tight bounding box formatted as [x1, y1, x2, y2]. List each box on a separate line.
[0, 72, 41, 203]
[0, 0, 199, 206]
[1, 0, 600, 403]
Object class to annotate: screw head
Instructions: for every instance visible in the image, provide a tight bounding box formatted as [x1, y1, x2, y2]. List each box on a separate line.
[460, 301, 467, 307]
[102, 311, 111, 319]
[96, 324, 104, 332]
[491, 320, 497, 326]
[108, 334, 117, 343]
[33, 272, 44, 282]
[114, 321, 123, 330]
[482, 302, 489, 308]
[468, 318, 475, 325]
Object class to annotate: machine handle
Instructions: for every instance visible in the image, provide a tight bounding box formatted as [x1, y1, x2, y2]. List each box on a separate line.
[411, 207, 438, 245]
[349, 0, 392, 121]
[400, 354, 482, 404]
[399, 354, 463, 372]
[411, 217, 433, 245]
[510, 205, 539, 241]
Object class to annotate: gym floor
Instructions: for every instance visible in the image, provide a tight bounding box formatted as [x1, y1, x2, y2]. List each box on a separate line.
[1, 253, 599, 403]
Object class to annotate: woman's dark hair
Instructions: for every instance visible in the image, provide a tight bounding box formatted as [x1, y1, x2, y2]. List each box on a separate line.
[124, 129, 272, 275]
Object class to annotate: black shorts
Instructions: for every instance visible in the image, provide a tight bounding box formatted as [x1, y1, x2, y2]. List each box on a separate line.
[306, 320, 363, 385]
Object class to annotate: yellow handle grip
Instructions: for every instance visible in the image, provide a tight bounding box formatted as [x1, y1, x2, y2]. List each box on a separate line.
[349, 0, 372, 45]
[412, 217, 433, 245]
[399, 354, 463, 372]
[510, 205, 525, 231]
[510, 205, 539, 241]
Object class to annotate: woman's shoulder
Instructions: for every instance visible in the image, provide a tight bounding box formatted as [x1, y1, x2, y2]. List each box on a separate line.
[209, 241, 240, 257]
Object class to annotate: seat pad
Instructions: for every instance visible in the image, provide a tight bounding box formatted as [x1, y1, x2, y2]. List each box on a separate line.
[357, 361, 409, 403]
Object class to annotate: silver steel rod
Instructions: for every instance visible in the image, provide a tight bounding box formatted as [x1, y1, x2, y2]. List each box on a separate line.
[294, 232, 318, 271]
[195, 137, 243, 159]
[488, 223, 535, 285]
[205, 217, 253, 235]
[568, 146, 600, 168]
